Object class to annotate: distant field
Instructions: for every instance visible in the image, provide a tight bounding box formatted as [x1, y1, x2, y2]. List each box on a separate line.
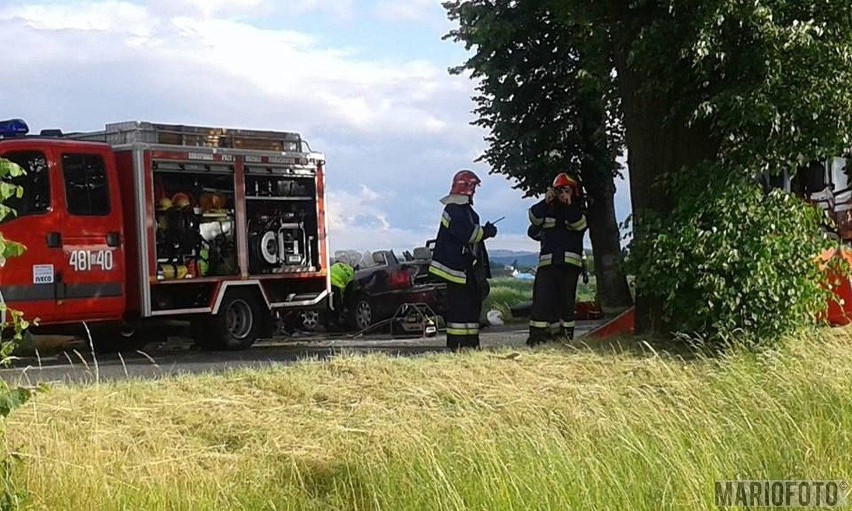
[484, 276, 597, 322]
[6, 329, 851, 509]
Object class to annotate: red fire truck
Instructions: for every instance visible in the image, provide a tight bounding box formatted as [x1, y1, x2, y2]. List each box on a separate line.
[0, 119, 330, 351]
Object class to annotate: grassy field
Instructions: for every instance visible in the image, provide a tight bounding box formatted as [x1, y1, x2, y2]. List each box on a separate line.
[3, 328, 851, 509]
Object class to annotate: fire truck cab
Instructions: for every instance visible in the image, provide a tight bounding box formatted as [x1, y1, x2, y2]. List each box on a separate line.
[0, 119, 330, 351]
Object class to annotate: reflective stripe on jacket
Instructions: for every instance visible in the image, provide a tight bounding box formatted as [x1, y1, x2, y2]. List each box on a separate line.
[527, 198, 587, 268]
[429, 195, 489, 284]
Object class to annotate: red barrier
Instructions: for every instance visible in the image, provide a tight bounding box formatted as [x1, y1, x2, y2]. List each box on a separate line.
[818, 247, 852, 326]
[587, 306, 635, 338]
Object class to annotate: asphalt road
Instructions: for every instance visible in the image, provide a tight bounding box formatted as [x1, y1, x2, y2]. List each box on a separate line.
[0, 321, 604, 386]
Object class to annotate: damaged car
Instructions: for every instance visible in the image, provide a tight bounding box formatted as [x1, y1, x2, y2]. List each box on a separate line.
[344, 248, 446, 331]
[287, 245, 446, 333]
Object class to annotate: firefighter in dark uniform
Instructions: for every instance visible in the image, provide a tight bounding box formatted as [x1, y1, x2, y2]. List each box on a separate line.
[429, 170, 497, 351]
[526, 172, 588, 346]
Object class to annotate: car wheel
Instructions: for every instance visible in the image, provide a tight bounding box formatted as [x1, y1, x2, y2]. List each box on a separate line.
[351, 296, 374, 331]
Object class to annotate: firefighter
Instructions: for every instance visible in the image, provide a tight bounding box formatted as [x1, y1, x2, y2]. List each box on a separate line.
[429, 169, 497, 351]
[526, 172, 588, 346]
[329, 255, 355, 328]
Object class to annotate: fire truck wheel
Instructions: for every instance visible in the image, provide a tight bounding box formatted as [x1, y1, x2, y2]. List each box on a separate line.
[202, 290, 262, 351]
[299, 310, 321, 331]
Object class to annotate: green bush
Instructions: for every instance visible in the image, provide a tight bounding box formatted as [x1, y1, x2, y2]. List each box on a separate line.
[0, 157, 46, 507]
[627, 170, 836, 348]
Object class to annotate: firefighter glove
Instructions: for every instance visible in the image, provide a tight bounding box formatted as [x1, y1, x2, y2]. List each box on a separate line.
[483, 222, 498, 239]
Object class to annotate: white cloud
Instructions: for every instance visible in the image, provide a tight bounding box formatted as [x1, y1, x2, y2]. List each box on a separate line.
[326, 186, 433, 252]
[374, 0, 440, 22]
[152, 0, 267, 18]
[1, 1, 149, 34]
[1, 1, 476, 141]
[287, 0, 356, 19]
[326, 185, 384, 232]
[0, 0, 631, 257]
[147, 0, 350, 19]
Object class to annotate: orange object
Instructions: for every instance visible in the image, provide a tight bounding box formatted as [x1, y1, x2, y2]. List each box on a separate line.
[171, 192, 191, 208]
[199, 192, 224, 211]
[587, 306, 635, 338]
[575, 300, 603, 320]
[450, 169, 481, 196]
[198, 193, 213, 211]
[817, 247, 852, 326]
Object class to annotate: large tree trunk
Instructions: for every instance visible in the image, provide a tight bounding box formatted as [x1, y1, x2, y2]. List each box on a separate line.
[607, 0, 721, 335]
[576, 86, 634, 313]
[585, 180, 633, 313]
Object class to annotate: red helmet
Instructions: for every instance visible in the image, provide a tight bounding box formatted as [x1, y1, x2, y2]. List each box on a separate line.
[552, 172, 578, 189]
[553, 172, 581, 197]
[450, 169, 481, 196]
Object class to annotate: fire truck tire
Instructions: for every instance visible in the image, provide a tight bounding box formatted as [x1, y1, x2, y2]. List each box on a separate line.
[198, 290, 262, 351]
[299, 310, 321, 331]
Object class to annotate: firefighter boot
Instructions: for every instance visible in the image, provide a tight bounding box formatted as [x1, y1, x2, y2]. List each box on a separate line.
[447, 334, 462, 352]
[526, 326, 548, 347]
[558, 326, 575, 344]
[461, 334, 481, 350]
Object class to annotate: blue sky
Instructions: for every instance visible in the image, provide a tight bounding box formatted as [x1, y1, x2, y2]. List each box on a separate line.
[0, 0, 632, 254]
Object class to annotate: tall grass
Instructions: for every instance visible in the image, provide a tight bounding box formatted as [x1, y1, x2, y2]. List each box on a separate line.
[5, 329, 852, 509]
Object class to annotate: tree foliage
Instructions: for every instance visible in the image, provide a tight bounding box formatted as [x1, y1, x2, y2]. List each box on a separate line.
[0, 159, 25, 268]
[444, 0, 635, 311]
[0, 156, 43, 507]
[627, 168, 836, 347]
[443, 0, 622, 196]
[0, 156, 37, 367]
[685, 1, 852, 173]
[617, 0, 852, 341]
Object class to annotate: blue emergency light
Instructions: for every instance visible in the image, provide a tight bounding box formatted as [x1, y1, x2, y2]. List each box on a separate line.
[0, 119, 29, 138]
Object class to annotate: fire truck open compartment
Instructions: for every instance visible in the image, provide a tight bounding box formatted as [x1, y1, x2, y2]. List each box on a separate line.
[144, 156, 325, 313]
[153, 163, 239, 282]
[245, 165, 320, 275]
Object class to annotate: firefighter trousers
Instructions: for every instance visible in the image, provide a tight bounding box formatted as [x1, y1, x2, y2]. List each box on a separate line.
[444, 278, 482, 351]
[528, 264, 582, 345]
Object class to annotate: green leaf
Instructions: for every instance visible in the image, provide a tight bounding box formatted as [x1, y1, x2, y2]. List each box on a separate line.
[0, 159, 24, 179]
[0, 387, 36, 418]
